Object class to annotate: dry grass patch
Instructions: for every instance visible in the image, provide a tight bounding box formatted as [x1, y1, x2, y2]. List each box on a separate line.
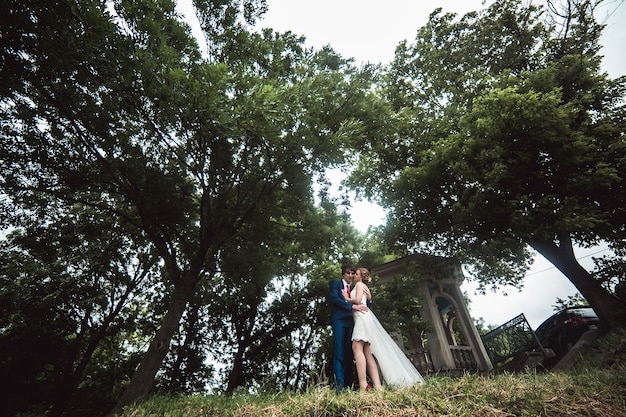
[122, 330, 626, 417]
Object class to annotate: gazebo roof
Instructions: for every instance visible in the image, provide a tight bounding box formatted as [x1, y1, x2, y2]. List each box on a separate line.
[371, 253, 465, 285]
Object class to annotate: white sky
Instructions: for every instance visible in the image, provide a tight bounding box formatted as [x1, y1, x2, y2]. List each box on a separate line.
[178, 0, 625, 328]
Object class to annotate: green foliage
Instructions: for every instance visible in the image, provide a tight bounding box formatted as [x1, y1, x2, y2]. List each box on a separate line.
[1, 0, 384, 414]
[371, 273, 429, 338]
[553, 293, 589, 311]
[346, 0, 626, 327]
[0, 205, 159, 417]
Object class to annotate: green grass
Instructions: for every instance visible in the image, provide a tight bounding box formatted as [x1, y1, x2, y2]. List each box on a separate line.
[121, 330, 626, 417]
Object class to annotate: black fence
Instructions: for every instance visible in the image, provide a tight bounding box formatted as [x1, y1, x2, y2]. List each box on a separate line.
[481, 313, 544, 366]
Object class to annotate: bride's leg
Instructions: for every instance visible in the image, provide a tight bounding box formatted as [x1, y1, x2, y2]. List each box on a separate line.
[352, 340, 368, 390]
[364, 343, 382, 390]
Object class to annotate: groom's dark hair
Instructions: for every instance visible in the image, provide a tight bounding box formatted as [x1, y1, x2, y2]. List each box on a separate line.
[341, 264, 355, 274]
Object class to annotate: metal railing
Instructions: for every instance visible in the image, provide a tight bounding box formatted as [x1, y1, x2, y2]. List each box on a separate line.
[481, 313, 544, 365]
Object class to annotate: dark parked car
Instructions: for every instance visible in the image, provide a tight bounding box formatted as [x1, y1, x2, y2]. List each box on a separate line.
[534, 306, 600, 356]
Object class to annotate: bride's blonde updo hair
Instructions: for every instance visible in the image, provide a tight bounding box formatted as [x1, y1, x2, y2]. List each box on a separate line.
[358, 267, 371, 285]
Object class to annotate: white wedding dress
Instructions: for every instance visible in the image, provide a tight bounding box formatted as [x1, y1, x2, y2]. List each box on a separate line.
[352, 292, 424, 387]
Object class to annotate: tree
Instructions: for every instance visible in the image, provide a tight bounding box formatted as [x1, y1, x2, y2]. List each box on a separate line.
[553, 293, 588, 310]
[204, 203, 359, 394]
[0, 205, 159, 417]
[347, 0, 626, 329]
[1, 0, 380, 414]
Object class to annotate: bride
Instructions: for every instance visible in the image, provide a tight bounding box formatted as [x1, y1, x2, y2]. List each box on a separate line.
[343, 267, 424, 389]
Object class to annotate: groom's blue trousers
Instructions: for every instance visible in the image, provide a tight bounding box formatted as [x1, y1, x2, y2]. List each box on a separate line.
[331, 317, 353, 389]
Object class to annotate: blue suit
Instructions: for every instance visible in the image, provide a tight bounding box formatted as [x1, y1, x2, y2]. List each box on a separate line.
[329, 279, 354, 389]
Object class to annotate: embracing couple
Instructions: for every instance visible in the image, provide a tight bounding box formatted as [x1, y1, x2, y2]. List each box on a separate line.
[329, 264, 424, 391]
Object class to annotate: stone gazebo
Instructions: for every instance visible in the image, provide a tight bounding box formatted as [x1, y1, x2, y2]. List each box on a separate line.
[371, 254, 493, 375]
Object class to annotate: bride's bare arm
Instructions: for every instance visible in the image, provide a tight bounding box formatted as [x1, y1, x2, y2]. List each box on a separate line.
[363, 285, 371, 301]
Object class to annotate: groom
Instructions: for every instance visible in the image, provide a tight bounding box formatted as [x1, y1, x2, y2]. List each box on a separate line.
[329, 264, 368, 391]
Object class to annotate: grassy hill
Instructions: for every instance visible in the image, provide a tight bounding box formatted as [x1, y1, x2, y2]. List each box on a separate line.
[121, 330, 625, 417]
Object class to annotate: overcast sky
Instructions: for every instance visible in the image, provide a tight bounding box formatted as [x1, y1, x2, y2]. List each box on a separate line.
[178, 0, 624, 328]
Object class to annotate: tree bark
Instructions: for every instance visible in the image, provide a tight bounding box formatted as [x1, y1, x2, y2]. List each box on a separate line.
[528, 233, 626, 330]
[226, 343, 246, 394]
[109, 275, 199, 416]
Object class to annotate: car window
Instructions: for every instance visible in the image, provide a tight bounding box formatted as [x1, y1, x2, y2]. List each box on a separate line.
[568, 308, 597, 318]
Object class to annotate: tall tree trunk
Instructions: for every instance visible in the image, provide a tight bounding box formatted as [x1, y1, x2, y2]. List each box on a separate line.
[109, 275, 199, 416]
[226, 342, 246, 394]
[528, 233, 626, 329]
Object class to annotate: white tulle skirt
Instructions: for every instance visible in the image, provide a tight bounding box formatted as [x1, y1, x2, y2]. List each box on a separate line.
[352, 309, 424, 387]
